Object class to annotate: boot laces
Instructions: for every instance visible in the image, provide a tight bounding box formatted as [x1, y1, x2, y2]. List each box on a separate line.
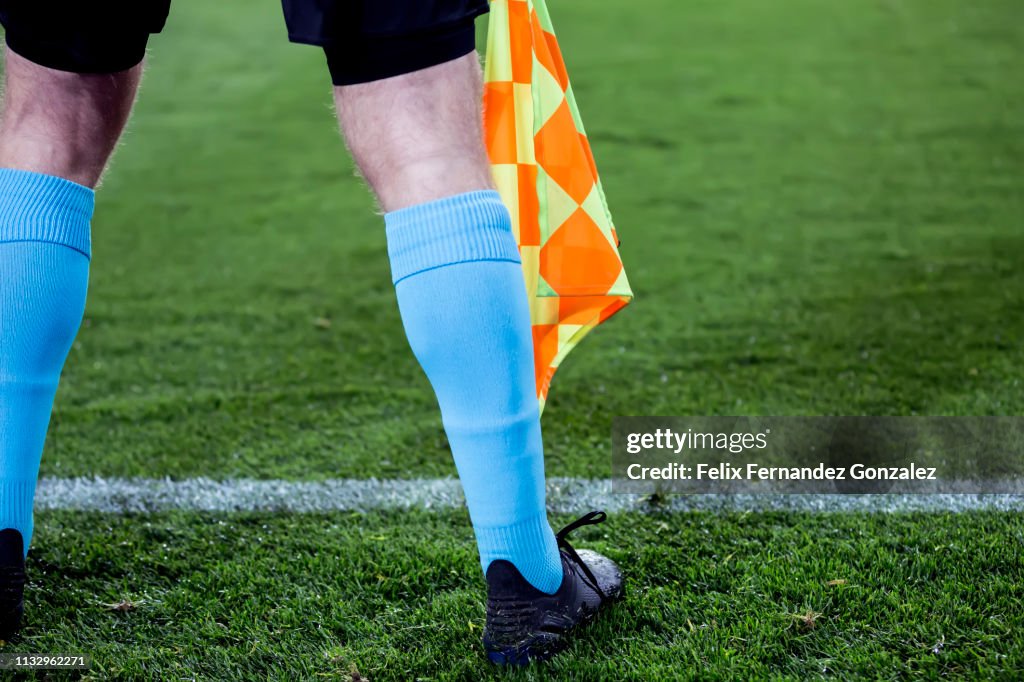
[554, 510, 608, 601]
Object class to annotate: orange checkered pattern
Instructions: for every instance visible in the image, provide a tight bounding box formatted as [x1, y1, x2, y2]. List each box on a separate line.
[483, 0, 633, 412]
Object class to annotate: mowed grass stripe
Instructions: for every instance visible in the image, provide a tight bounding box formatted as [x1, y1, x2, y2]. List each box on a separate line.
[12, 509, 1024, 680]
[34, 477, 1024, 513]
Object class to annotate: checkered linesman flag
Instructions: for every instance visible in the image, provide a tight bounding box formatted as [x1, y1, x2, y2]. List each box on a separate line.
[483, 0, 633, 413]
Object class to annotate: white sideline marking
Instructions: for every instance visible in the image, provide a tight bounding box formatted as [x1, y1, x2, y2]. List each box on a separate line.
[34, 477, 1024, 514]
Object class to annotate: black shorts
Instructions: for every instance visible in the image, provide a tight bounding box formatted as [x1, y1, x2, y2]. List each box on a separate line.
[0, 0, 489, 85]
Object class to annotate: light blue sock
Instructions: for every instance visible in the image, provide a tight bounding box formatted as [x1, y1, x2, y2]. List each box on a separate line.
[0, 169, 93, 556]
[386, 190, 562, 594]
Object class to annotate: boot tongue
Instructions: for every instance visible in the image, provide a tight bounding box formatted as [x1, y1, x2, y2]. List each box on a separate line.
[0, 529, 24, 568]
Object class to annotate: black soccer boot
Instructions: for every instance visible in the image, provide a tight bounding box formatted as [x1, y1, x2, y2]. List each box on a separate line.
[0, 528, 26, 640]
[483, 511, 624, 665]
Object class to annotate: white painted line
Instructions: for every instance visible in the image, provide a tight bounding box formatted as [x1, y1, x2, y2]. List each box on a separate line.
[33, 477, 1024, 513]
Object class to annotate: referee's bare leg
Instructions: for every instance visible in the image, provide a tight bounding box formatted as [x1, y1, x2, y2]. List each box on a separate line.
[0, 47, 141, 187]
[334, 52, 493, 211]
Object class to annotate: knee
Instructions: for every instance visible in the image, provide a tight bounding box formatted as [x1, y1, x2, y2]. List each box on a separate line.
[0, 49, 142, 187]
[334, 53, 494, 211]
[360, 143, 487, 195]
[347, 130, 494, 212]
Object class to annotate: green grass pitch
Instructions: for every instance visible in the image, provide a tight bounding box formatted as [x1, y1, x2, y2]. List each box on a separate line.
[3, 0, 1024, 679]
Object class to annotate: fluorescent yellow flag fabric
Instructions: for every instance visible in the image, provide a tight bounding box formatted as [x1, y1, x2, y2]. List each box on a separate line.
[483, 0, 633, 412]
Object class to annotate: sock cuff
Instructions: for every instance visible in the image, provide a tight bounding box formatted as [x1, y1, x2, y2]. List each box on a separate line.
[384, 190, 520, 285]
[0, 168, 95, 258]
